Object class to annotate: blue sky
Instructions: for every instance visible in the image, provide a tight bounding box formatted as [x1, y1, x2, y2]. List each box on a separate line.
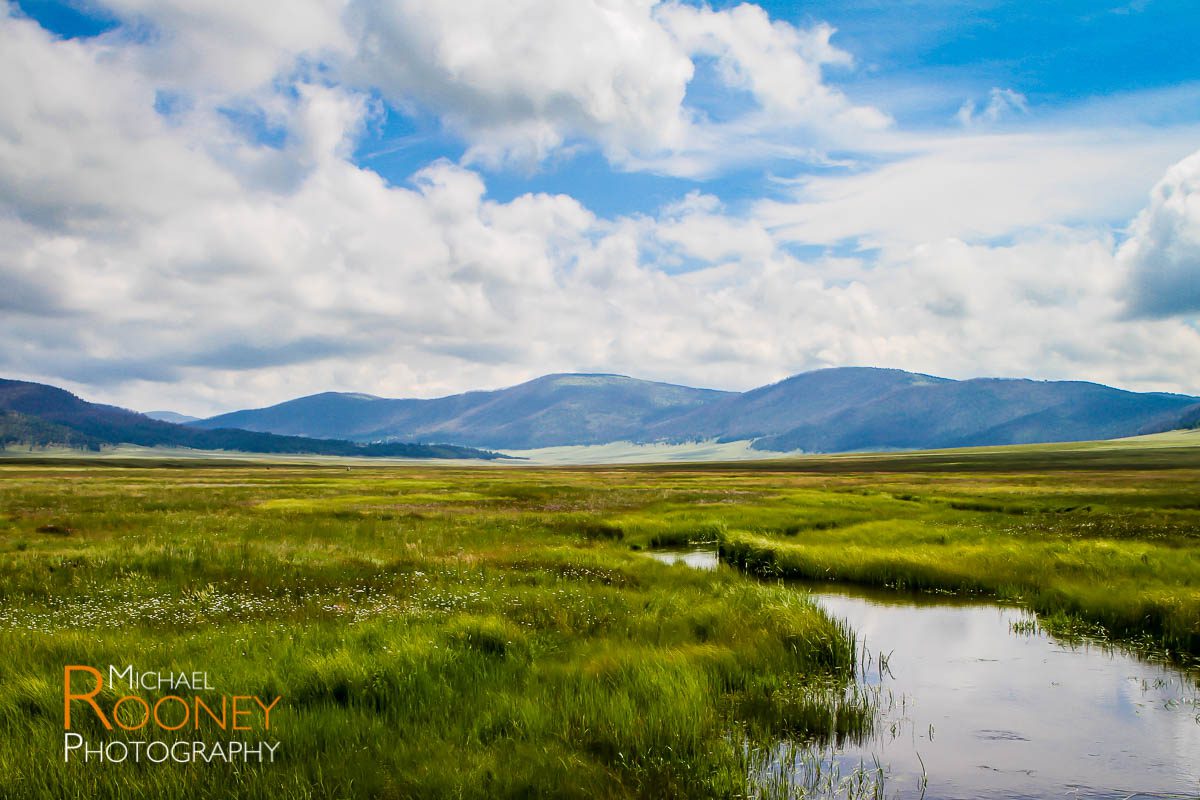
[2, 0, 1199, 412]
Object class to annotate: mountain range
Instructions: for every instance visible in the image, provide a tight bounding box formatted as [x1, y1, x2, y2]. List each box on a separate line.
[4, 368, 1197, 458]
[189, 367, 1200, 453]
[0, 379, 506, 459]
[195, 373, 729, 449]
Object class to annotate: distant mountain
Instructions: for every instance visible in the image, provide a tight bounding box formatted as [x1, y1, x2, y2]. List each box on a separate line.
[0, 379, 506, 459]
[647, 367, 950, 442]
[751, 377, 1200, 452]
[144, 410, 199, 424]
[192, 368, 1200, 453]
[194, 373, 732, 449]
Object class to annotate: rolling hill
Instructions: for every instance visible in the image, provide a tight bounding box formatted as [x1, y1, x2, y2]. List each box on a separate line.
[645, 367, 950, 442]
[194, 373, 732, 449]
[750, 377, 1200, 452]
[190, 368, 1200, 453]
[0, 379, 506, 459]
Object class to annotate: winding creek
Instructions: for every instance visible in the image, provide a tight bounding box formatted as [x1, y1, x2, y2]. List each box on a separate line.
[646, 547, 1200, 799]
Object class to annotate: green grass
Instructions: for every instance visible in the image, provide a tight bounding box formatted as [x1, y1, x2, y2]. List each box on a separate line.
[0, 463, 867, 799]
[705, 469, 1200, 659]
[0, 439, 1198, 797]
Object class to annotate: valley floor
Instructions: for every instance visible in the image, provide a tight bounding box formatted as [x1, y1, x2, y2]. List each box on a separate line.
[0, 438, 1197, 798]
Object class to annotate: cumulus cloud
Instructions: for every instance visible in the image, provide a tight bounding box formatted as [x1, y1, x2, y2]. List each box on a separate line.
[344, 0, 691, 168]
[652, 192, 775, 265]
[93, 0, 350, 96]
[659, 3, 885, 130]
[39, 0, 886, 177]
[1120, 149, 1200, 317]
[342, 0, 887, 173]
[0, 12, 235, 232]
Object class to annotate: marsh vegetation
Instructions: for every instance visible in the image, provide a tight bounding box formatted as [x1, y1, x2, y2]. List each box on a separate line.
[0, 440, 1198, 797]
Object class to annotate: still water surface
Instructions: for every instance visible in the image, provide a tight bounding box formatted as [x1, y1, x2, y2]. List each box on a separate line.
[646, 547, 1200, 799]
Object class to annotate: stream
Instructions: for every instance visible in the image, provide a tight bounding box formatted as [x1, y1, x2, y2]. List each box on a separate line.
[646, 547, 1200, 799]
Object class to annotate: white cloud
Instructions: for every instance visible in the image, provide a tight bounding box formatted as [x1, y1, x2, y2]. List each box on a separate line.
[651, 192, 775, 265]
[342, 0, 886, 173]
[342, 0, 694, 168]
[0, 12, 236, 232]
[95, 0, 350, 96]
[657, 2, 887, 132]
[755, 127, 1200, 249]
[1120, 149, 1200, 317]
[956, 87, 1029, 127]
[66, 0, 885, 176]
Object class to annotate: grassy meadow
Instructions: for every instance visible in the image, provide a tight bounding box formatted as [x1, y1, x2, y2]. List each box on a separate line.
[0, 439, 1198, 798]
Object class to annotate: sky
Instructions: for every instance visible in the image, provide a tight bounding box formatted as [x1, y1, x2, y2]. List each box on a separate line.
[2, 0, 1199, 416]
